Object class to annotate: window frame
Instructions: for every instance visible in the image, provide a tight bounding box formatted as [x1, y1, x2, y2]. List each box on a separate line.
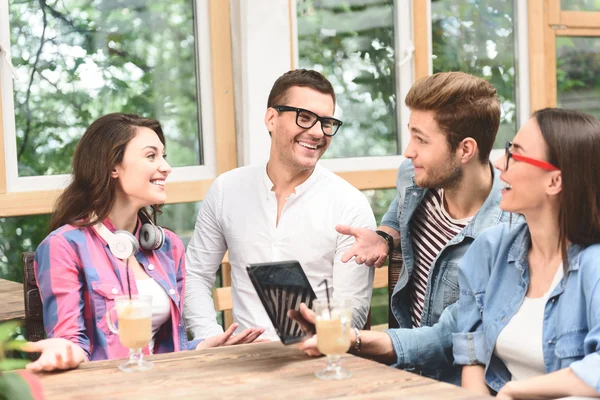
[236, 0, 526, 189]
[529, 0, 600, 111]
[0, 0, 237, 217]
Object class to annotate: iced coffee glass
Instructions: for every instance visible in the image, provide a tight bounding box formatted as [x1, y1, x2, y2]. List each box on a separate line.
[106, 295, 153, 372]
[314, 298, 353, 380]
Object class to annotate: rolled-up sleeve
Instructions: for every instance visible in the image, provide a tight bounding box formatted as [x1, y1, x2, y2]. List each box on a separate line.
[452, 237, 490, 366]
[387, 301, 459, 369]
[380, 196, 400, 232]
[569, 255, 600, 391]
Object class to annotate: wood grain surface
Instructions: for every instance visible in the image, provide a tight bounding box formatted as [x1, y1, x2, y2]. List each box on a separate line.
[38, 341, 491, 400]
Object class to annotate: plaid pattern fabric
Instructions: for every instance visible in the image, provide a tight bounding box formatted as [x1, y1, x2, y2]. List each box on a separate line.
[34, 218, 194, 361]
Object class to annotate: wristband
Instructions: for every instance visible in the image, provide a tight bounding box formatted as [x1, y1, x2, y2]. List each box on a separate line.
[375, 230, 394, 255]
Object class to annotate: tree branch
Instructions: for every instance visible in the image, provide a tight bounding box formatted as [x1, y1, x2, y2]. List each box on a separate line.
[18, 0, 48, 161]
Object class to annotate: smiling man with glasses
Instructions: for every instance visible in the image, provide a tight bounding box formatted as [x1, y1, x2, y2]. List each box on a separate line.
[184, 69, 376, 341]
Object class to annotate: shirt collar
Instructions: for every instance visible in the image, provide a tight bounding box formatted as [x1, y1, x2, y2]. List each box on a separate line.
[508, 222, 583, 273]
[99, 216, 143, 241]
[262, 163, 323, 196]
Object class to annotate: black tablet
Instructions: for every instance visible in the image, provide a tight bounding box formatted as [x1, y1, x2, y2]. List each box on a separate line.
[246, 260, 317, 345]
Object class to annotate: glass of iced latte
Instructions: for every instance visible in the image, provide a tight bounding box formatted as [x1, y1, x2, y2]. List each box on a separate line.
[314, 298, 353, 380]
[106, 295, 153, 372]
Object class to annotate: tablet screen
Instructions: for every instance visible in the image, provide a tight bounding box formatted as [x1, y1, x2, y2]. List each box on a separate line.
[246, 260, 317, 345]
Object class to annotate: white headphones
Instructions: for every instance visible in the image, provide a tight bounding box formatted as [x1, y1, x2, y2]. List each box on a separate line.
[93, 214, 165, 260]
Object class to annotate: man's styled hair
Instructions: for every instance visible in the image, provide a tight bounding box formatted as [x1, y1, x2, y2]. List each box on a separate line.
[267, 69, 336, 109]
[405, 71, 500, 163]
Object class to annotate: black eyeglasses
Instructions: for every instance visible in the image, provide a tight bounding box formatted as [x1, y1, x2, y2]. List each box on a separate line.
[504, 141, 559, 171]
[273, 105, 343, 137]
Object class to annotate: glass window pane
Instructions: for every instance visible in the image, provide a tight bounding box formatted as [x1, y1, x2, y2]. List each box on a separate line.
[561, 0, 600, 11]
[431, 0, 517, 148]
[0, 215, 51, 283]
[297, 0, 399, 159]
[9, 0, 202, 177]
[557, 36, 600, 118]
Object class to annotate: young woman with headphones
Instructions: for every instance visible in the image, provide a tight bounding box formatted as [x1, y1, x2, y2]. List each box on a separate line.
[23, 113, 264, 372]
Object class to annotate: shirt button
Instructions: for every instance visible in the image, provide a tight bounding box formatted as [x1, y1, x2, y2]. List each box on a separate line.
[548, 339, 553, 344]
[148, 264, 155, 271]
[112, 288, 119, 295]
[169, 289, 176, 295]
[413, 192, 418, 197]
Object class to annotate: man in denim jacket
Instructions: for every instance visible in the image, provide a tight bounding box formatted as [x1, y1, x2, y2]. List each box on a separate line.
[297, 72, 510, 385]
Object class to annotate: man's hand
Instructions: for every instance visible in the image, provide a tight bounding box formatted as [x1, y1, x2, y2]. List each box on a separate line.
[23, 338, 87, 373]
[291, 303, 322, 356]
[196, 323, 266, 350]
[336, 224, 389, 267]
[290, 303, 357, 358]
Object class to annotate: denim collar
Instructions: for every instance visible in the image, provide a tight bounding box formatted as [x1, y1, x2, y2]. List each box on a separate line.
[507, 222, 583, 273]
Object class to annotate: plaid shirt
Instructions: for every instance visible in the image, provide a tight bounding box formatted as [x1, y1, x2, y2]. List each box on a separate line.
[35, 218, 199, 361]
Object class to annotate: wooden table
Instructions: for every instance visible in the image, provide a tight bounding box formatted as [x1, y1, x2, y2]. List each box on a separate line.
[0, 278, 24, 322]
[38, 342, 490, 399]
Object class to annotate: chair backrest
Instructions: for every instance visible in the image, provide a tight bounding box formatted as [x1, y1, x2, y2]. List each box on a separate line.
[387, 249, 403, 329]
[22, 251, 45, 343]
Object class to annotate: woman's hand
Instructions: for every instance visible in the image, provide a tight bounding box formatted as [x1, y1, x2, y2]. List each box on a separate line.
[496, 381, 517, 400]
[196, 323, 266, 350]
[22, 338, 87, 373]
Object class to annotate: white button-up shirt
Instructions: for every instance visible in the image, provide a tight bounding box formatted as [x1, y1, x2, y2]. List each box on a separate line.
[184, 163, 376, 340]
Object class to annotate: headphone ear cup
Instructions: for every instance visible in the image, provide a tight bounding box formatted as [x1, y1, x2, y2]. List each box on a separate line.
[110, 230, 139, 259]
[140, 223, 164, 251]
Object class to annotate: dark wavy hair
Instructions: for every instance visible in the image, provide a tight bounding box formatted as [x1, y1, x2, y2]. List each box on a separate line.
[49, 113, 165, 232]
[533, 108, 600, 264]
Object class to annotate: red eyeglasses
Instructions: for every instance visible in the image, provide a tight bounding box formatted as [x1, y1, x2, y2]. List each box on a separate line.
[504, 142, 559, 171]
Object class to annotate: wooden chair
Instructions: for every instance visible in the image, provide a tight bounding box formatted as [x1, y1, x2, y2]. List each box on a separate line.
[22, 251, 44, 360]
[22, 251, 45, 343]
[386, 249, 403, 329]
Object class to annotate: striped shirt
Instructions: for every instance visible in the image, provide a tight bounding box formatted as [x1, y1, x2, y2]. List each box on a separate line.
[34, 217, 199, 361]
[409, 189, 470, 327]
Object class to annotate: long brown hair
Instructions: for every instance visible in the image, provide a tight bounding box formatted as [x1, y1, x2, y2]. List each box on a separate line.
[533, 108, 600, 265]
[405, 71, 500, 163]
[49, 113, 165, 232]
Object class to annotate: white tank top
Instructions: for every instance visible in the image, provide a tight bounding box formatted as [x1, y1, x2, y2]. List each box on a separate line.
[136, 278, 172, 353]
[494, 264, 564, 380]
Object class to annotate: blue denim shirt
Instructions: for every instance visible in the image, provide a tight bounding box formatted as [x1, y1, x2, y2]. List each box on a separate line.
[380, 159, 509, 384]
[452, 222, 600, 393]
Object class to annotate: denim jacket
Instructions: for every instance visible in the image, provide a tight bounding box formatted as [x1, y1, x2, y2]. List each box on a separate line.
[453, 222, 600, 393]
[380, 159, 509, 384]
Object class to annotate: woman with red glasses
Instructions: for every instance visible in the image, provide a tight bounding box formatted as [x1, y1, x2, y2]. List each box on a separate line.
[453, 108, 600, 399]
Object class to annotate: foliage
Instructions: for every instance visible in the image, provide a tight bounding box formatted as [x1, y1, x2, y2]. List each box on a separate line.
[297, 0, 398, 159]
[1, 0, 201, 282]
[556, 37, 600, 119]
[0, 321, 28, 372]
[561, 0, 600, 11]
[0, 322, 44, 400]
[431, 0, 517, 148]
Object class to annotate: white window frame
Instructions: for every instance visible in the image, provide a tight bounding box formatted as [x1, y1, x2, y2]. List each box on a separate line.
[0, 0, 217, 193]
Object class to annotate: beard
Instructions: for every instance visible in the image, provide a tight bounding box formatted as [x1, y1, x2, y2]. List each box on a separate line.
[415, 158, 463, 190]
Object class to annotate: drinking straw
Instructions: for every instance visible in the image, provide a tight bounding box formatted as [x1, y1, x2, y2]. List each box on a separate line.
[319, 279, 332, 314]
[125, 258, 132, 300]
